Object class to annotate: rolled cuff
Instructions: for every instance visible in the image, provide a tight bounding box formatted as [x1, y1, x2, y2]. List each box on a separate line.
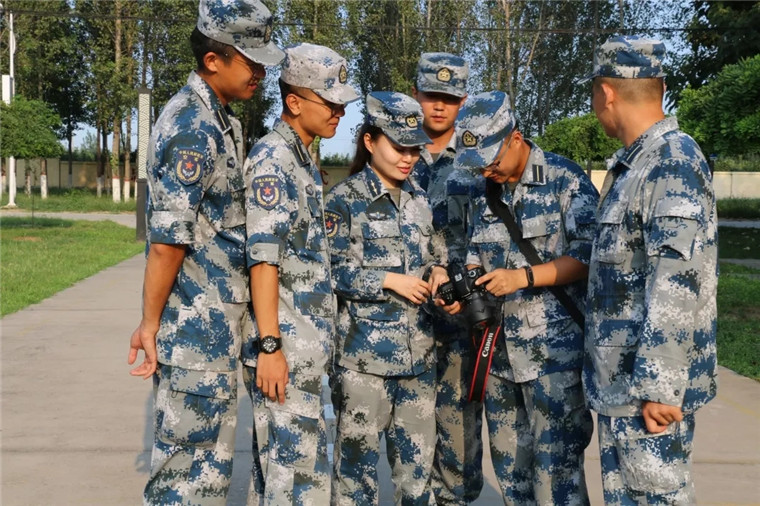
[246, 240, 281, 268]
[149, 210, 196, 244]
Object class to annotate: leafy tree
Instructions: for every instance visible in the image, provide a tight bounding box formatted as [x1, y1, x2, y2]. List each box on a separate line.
[1, 96, 64, 159]
[678, 55, 760, 156]
[668, 1, 760, 106]
[533, 113, 621, 164]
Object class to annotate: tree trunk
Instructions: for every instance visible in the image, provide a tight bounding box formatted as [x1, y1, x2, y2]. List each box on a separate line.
[1, 159, 4, 198]
[124, 109, 132, 201]
[25, 162, 32, 196]
[68, 132, 74, 188]
[97, 124, 105, 197]
[111, 0, 123, 203]
[40, 158, 48, 199]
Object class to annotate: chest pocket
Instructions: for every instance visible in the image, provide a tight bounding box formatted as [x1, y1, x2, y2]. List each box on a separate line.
[470, 213, 509, 244]
[362, 219, 402, 268]
[305, 195, 324, 251]
[595, 202, 627, 264]
[222, 155, 245, 229]
[646, 197, 701, 261]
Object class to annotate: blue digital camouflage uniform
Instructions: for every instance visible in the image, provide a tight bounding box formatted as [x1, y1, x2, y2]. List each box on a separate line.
[143, 69, 251, 505]
[411, 52, 485, 505]
[457, 91, 597, 506]
[326, 92, 441, 506]
[242, 42, 358, 506]
[582, 36, 718, 505]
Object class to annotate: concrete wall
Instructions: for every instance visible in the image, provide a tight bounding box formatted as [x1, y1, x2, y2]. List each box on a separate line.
[3, 160, 758, 200]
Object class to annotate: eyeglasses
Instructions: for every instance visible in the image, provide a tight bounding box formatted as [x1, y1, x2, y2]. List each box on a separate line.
[292, 92, 345, 116]
[479, 132, 516, 175]
[223, 52, 265, 77]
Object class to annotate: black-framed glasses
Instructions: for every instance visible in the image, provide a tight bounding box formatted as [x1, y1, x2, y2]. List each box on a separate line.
[480, 131, 516, 175]
[292, 92, 345, 116]
[223, 52, 264, 76]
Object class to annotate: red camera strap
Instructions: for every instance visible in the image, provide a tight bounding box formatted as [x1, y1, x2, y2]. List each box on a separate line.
[468, 323, 501, 403]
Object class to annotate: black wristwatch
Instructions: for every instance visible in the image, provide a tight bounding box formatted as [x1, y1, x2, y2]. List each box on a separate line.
[259, 335, 282, 354]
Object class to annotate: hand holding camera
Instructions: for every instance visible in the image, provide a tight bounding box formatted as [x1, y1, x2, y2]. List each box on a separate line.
[436, 265, 497, 329]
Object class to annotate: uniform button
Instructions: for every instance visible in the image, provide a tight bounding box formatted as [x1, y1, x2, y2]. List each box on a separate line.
[674, 389, 680, 396]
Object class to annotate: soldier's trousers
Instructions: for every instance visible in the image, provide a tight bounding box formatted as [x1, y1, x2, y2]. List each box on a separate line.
[331, 365, 437, 506]
[597, 413, 696, 505]
[144, 364, 238, 506]
[243, 366, 330, 506]
[431, 337, 484, 505]
[485, 369, 593, 506]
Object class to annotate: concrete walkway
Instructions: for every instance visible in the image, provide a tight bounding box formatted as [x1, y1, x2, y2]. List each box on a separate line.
[2, 213, 759, 505]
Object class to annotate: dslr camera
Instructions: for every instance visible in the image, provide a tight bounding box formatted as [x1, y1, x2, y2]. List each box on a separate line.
[437, 265, 496, 329]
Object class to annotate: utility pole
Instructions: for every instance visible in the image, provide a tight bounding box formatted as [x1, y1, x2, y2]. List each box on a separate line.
[2, 5, 18, 208]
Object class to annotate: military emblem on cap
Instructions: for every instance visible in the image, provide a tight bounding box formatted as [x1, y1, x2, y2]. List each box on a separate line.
[366, 91, 432, 147]
[405, 115, 419, 128]
[263, 22, 272, 43]
[454, 91, 515, 171]
[339, 65, 348, 84]
[252, 175, 282, 210]
[437, 67, 452, 82]
[462, 130, 477, 147]
[416, 52, 469, 98]
[175, 148, 204, 185]
[281, 43, 360, 105]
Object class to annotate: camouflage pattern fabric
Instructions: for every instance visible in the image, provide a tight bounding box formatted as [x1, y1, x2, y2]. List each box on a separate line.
[466, 141, 599, 383]
[578, 35, 666, 84]
[583, 116, 717, 501]
[243, 368, 330, 506]
[365, 91, 431, 147]
[417, 134, 485, 504]
[453, 91, 516, 174]
[325, 164, 442, 376]
[331, 366, 437, 506]
[280, 42, 359, 105]
[242, 119, 336, 504]
[143, 70, 251, 505]
[415, 52, 469, 98]
[597, 414, 696, 505]
[485, 370, 593, 506]
[583, 116, 718, 418]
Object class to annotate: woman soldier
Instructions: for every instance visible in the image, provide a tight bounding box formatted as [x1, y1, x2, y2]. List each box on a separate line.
[325, 91, 449, 505]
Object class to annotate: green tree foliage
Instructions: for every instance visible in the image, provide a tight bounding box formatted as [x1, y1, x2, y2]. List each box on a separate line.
[0, 96, 64, 159]
[668, 1, 760, 106]
[678, 55, 760, 156]
[534, 113, 621, 164]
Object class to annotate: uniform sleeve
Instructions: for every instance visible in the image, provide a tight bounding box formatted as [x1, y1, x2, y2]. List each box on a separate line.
[148, 130, 213, 245]
[560, 168, 599, 265]
[244, 144, 298, 268]
[630, 156, 714, 407]
[325, 192, 389, 302]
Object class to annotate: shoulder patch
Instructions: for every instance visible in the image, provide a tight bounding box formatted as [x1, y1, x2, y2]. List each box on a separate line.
[175, 149, 205, 185]
[252, 175, 282, 210]
[324, 210, 342, 238]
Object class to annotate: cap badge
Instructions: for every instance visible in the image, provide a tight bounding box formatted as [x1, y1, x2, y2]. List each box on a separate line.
[405, 115, 418, 128]
[436, 67, 452, 82]
[339, 65, 348, 84]
[462, 130, 477, 147]
[263, 21, 273, 43]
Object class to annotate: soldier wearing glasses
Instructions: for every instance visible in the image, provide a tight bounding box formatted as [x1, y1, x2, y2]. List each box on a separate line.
[127, 0, 284, 504]
[242, 43, 359, 504]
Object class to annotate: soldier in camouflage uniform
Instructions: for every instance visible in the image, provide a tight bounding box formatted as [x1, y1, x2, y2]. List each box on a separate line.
[242, 43, 359, 505]
[126, 1, 284, 504]
[454, 91, 597, 505]
[410, 52, 485, 505]
[581, 35, 718, 505]
[325, 91, 448, 505]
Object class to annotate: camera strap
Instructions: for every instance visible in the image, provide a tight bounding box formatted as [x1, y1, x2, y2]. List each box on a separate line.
[468, 322, 501, 403]
[485, 180, 585, 329]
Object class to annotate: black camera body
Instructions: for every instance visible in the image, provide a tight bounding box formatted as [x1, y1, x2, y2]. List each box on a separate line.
[438, 265, 495, 329]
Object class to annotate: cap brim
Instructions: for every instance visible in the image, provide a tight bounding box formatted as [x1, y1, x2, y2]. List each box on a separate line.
[455, 139, 503, 172]
[237, 42, 285, 67]
[416, 83, 467, 98]
[314, 85, 361, 106]
[576, 72, 596, 85]
[386, 129, 432, 148]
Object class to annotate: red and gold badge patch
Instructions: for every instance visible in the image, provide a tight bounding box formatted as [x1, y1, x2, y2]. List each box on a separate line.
[324, 210, 342, 238]
[175, 149, 204, 185]
[252, 175, 282, 210]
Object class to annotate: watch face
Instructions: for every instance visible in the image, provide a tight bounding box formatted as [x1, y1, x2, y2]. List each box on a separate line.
[261, 337, 278, 353]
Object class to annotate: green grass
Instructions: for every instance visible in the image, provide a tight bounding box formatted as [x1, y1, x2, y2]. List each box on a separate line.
[0, 217, 144, 316]
[717, 198, 760, 220]
[1, 187, 137, 213]
[717, 262, 760, 380]
[718, 227, 760, 259]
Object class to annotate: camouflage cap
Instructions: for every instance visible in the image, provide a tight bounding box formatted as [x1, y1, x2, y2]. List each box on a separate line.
[454, 91, 516, 171]
[197, 0, 285, 66]
[578, 35, 666, 84]
[280, 43, 360, 105]
[366, 91, 432, 147]
[416, 52, 469, 98]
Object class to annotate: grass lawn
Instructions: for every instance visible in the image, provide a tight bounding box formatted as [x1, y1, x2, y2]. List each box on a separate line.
[718, 198, 760, 220]
[717, 262, 760, 380]
[718, 227, 760, 259]
[0, 217, 144, 316]
[1, 187, 137, 213]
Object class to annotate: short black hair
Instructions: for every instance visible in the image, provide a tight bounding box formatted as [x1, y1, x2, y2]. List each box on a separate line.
[190, 27, 233, 72]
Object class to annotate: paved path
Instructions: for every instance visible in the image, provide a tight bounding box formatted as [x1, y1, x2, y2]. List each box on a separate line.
[2, 212, 759, 504]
